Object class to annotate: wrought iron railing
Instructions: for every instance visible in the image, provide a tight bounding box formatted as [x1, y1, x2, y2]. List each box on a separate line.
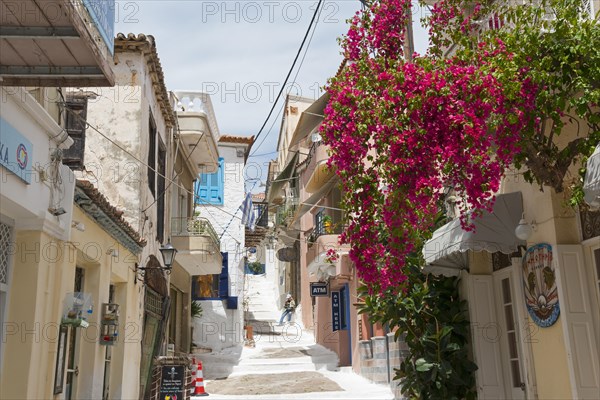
[308, 211, 345, 243]
[171, 217, 220, 247]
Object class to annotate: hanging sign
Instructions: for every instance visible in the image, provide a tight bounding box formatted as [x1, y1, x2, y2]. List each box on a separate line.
[522, 243, 560, 327]
[277, 247, 297, 262]
[310, 282, 329, 297]
[331, 291, 340, 331]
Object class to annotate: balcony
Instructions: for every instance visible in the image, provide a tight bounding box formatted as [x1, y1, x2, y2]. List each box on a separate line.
[305, 141, 335, 193]
[171, 217, 222, 275]
[307, 240, 351, 282]
[275, 191, 299, 227]
[173, 91, 220, 175]
[0, 0, 115, 86]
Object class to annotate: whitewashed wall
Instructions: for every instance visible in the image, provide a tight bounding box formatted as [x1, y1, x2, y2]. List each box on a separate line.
[194, 143, 247, 351]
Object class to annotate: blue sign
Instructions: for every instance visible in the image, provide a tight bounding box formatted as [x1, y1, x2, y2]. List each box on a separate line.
[82, 0, 115, 54]
[0, 118, 33, 184]
[331, 291, 340, 332]
[310, 282, 329, 297]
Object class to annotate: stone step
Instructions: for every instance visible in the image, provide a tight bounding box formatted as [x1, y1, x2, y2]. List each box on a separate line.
[232, 357, 338, 373]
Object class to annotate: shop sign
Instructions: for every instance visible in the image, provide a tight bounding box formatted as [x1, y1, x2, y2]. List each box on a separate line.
[310, 282, 329, 297]
[159, 365, 185, 400]
[522, 243, 560, 327]
[277, 247, 297, 262]
[0, 117, 33, 184]
[332, 291, 340, 331]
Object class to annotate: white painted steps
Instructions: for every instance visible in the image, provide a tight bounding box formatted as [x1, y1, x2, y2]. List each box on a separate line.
[245, 273, 282, 322]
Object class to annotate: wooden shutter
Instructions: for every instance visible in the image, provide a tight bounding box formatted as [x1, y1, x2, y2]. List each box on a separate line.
[157, 145, 166, 243]
[197, 158, 224, 205]
[554, 245, 600, 399]
[63, 98, 87, 170]
[465, 274, 507, 399]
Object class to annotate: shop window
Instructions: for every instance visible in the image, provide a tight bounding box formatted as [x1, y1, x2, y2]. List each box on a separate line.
[191, 253, 228, 299]
[0, 220, 13, 372]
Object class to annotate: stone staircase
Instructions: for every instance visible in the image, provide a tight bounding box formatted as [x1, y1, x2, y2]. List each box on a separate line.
[244, 273, 283, 334]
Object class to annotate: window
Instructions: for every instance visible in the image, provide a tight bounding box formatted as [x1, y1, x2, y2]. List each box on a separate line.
[148, 113, 156, 197]
[0, 219, 13, 373]
[191, 253, 228, 299]
[63, 97, 88, 170]
[195, 158, 224, 205]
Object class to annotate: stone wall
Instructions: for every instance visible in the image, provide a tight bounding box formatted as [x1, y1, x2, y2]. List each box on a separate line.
[358, 333, 408, 399]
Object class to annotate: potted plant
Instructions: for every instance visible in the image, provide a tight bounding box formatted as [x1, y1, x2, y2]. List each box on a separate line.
[247, 261, 263, 275]
[322, 215, 333, 234]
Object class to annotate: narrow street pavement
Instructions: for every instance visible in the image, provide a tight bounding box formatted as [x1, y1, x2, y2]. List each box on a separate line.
[195, 325, 394, 399]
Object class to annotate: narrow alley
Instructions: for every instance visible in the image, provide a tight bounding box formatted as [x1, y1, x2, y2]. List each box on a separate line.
[192, 268, 394, 399]
[197, 323, 394, 399]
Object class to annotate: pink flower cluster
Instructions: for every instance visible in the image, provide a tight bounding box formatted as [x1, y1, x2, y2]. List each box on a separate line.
[321, 0, 537, 292]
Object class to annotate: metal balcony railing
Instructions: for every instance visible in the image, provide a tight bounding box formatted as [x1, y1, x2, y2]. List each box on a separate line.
[171, 217, 220, 247]
[308, 210, 345, 243]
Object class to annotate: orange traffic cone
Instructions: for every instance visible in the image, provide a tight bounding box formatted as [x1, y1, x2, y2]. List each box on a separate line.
[194, 360, 209, 396]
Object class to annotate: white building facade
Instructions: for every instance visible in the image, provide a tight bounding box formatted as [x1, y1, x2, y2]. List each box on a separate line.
[191, 134, 253, 353]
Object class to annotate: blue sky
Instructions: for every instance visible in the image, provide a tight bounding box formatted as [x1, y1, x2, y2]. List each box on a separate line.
[116, 1, 430, 183]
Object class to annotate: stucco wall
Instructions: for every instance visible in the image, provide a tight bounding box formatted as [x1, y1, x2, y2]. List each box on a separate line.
[0, 87, 75, 240]
[0, 206, 143, 400]
[77, 50, 171, 240]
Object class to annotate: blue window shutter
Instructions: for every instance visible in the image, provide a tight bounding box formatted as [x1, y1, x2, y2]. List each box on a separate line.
[218, 252, 229, 298]
[196, 158, 224, 205]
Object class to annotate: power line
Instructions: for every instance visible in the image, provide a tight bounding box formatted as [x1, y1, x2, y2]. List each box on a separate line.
[61, 103, 248, 223]
[249, 0, 324, 158]
[248, 103, 285, 157]
[247, 0, 324, 156]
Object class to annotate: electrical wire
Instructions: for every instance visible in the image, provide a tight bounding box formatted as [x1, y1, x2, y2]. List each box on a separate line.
[249, 0, 325, 158]
[248, 103, 285, 157]
[60, 103, 248, 223]
[247, 0, 324, 156]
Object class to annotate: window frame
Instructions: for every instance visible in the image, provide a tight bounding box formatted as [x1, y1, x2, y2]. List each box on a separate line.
[195, 158, 224, 206]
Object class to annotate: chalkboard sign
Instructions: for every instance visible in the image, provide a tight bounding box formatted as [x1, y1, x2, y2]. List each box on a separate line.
[159, 365, 185, 400]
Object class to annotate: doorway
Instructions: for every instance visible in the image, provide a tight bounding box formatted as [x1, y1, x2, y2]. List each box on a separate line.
[65, 267, 84, 400]
[493, 264, 530, 399]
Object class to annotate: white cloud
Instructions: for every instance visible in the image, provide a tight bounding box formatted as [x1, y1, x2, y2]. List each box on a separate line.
[116, 0, 430, 182]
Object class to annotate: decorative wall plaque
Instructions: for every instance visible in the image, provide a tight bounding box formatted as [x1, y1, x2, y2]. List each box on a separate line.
[522, 243, 560, 327]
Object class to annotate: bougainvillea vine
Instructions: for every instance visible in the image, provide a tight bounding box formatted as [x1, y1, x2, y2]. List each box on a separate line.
[320, 0, 542, 292]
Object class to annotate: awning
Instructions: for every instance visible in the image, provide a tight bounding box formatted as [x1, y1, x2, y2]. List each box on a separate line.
[584, 144, 600, 209]
[290, 176, 338, 224]
[267, 153, 299, 203]
[423, 191, 525, 270]
[307, 250, 349, 282]
[288, 93, 330, 148]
